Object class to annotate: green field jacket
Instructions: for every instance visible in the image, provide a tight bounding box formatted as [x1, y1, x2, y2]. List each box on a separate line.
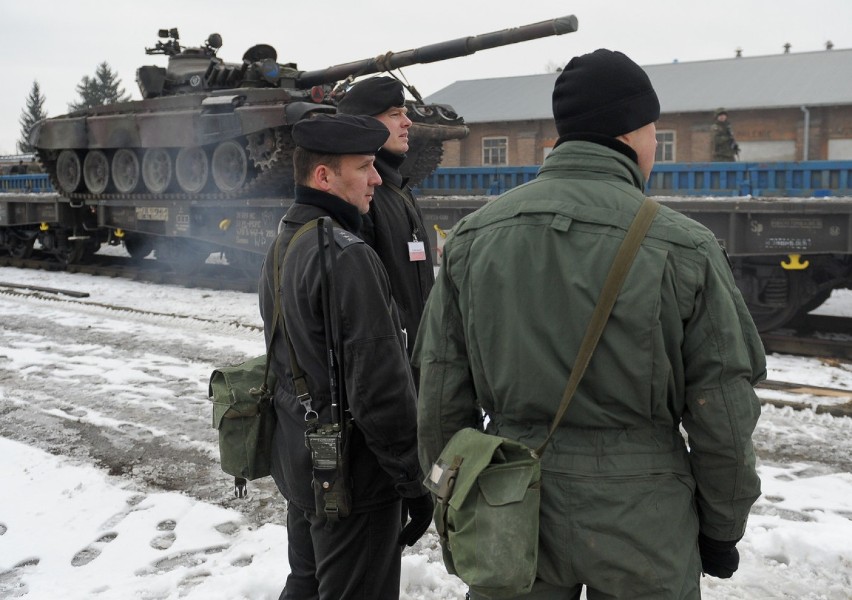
[415, 140, 766, 541]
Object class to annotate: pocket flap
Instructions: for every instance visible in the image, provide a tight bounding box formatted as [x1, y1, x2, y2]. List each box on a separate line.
[477, 462, 539, 506]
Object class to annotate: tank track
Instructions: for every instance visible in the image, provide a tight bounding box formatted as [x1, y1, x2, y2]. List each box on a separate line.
[38, 129, 296, 203]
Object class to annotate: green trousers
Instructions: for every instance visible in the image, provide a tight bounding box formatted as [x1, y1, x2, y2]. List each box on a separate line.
[471, 469, 702, 600]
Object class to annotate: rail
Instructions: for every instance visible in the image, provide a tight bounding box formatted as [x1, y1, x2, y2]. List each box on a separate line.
[0, 173, 53, 193]
[415, 160, 852, 197]
[5, 159, 852, 197]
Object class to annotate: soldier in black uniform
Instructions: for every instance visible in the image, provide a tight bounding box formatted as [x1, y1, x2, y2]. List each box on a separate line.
[336, 77, 435, 386]
[258, 113, 433, 599]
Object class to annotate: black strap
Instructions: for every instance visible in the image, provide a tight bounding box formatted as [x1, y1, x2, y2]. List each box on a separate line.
[317, 217, 346, 425]
[271, 219, 322, 415]
[533, 198, 660, 458]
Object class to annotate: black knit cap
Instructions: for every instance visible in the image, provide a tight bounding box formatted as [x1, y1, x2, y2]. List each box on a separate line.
[292, 114, 389, 154]
[336, 76, 405, 116]
[552, 49, 660, 138]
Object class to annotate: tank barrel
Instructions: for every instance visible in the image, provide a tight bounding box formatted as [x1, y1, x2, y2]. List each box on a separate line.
[296, 15, 578, 88]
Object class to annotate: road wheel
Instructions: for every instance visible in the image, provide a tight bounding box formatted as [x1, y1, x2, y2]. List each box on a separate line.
[142, 148, 173, 194]
[211, 140, 248, 194]
[112, 149, 141, 193]
[83, 150, 111, 194]
[56, 150, 83, 194]
[175, 146, 210, 194]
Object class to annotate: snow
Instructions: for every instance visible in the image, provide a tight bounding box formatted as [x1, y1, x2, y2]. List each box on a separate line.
[1, 265, 851, 599]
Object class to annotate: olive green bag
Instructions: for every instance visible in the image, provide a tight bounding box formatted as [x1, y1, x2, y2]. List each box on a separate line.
[428, 429, 541, 597]
[209, 354, 276, 495]
[425, 198, 659, 598]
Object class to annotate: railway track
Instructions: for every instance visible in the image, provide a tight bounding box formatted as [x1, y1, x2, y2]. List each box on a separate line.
[4, 251, 852, 392]
[760, 314, 852, 360]
[0, 251, 257, 293]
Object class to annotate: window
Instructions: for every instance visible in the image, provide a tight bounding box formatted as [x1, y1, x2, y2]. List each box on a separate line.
[655, 131, 676, 162]
[482, 137, 508, 166]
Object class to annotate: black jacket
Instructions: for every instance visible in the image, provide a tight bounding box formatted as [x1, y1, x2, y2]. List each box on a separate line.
[360, 150, 435, 361]
[258, 186, 423, 513]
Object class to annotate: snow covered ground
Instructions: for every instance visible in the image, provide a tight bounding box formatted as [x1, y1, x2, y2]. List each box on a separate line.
[1, 265, 851, 599]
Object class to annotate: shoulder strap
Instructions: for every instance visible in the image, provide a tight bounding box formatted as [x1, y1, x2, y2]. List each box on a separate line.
[264, 219, 321, 411]
[533, 197, 660, 458]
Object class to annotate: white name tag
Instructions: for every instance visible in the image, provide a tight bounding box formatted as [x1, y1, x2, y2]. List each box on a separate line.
[408, 240, 426, 262]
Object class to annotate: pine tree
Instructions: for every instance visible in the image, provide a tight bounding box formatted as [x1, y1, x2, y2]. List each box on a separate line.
[68, 62, 131, 111]
[17, 81, 48, 153]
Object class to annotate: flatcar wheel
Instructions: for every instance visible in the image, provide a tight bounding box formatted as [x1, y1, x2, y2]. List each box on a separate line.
[211, 140, 248, 193]
[56, 150, 83, 194]
[175, 146, 210, 194]
[747, 271, 803, 332]
[154, 238, 211, 272]
[112, 149, 141, 193]
[142, 148, 173, 194]
[83, 150, 110, 194]
[55, 240, 87, 266]
[123, 234, 155, 260]
[223, 248, 264, 277]
[9, 236, 35, 259]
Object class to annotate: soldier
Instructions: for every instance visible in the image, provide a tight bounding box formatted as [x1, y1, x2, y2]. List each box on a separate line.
[258, 113, 432, 599]
[336, 77, 435, 387]
[416, 49, 765, 599]
[711, 108, 740, 161]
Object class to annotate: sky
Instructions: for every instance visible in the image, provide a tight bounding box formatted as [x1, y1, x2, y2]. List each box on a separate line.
[1, 259, 852, 598]
[3, 0, 852, 153]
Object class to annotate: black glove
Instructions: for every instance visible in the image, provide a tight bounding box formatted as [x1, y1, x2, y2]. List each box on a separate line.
[698, 533, 740, 578]
[398, 493, 434, 547]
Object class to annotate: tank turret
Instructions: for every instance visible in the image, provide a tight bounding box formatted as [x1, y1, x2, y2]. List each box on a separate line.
[31, 15, 578, 200]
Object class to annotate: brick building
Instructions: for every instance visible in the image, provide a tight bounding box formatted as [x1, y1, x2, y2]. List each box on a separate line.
[425, 46, 852, 167]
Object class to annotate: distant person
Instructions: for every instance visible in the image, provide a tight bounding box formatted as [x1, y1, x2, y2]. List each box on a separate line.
[258, 113, 432, 599]
[416, 49, 766, 599]
[711, 108, 740, 161]
[336, 77, 435, 388]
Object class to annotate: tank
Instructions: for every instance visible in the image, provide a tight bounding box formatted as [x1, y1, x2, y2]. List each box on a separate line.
[30, 16, 579, 200]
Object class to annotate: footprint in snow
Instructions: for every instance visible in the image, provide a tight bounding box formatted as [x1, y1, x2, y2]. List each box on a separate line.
[71, 532, 118, 567]
[0, 557, 41, 598]
[150, 519, 177, 550]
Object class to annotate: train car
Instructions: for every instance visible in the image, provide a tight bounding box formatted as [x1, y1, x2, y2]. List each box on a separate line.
[3, 181, 852, 332]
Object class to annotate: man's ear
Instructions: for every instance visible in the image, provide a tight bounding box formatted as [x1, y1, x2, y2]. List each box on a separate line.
[616, 130, 636, 149]
[312, 164, 332, 192]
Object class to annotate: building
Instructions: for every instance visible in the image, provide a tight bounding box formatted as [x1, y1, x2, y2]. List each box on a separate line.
[425, 46, 852, 167]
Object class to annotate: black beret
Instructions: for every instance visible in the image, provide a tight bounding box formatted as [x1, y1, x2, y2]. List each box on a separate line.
[292, 113, 389, 155]
[552, 49, 660, 138]
[336, 76, 405, 116]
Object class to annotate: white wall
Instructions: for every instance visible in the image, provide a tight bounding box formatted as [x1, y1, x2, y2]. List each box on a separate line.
[738, 141, 796, 162]
[828, 139, 852, 159]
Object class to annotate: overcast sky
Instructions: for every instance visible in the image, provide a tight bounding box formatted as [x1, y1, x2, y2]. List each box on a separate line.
[3, 0, 852, 154]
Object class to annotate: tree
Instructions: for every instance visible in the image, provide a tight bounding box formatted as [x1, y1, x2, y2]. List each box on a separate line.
[18, 81, 47, 153]
[68, 62, 131, 111]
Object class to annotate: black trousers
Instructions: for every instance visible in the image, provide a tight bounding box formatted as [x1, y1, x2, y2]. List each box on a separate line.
[280, 500, 403, 600]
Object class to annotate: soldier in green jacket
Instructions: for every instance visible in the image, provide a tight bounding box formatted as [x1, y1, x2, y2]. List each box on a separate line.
[712, 108, 740, 161]
[415, 49, 765, 599]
